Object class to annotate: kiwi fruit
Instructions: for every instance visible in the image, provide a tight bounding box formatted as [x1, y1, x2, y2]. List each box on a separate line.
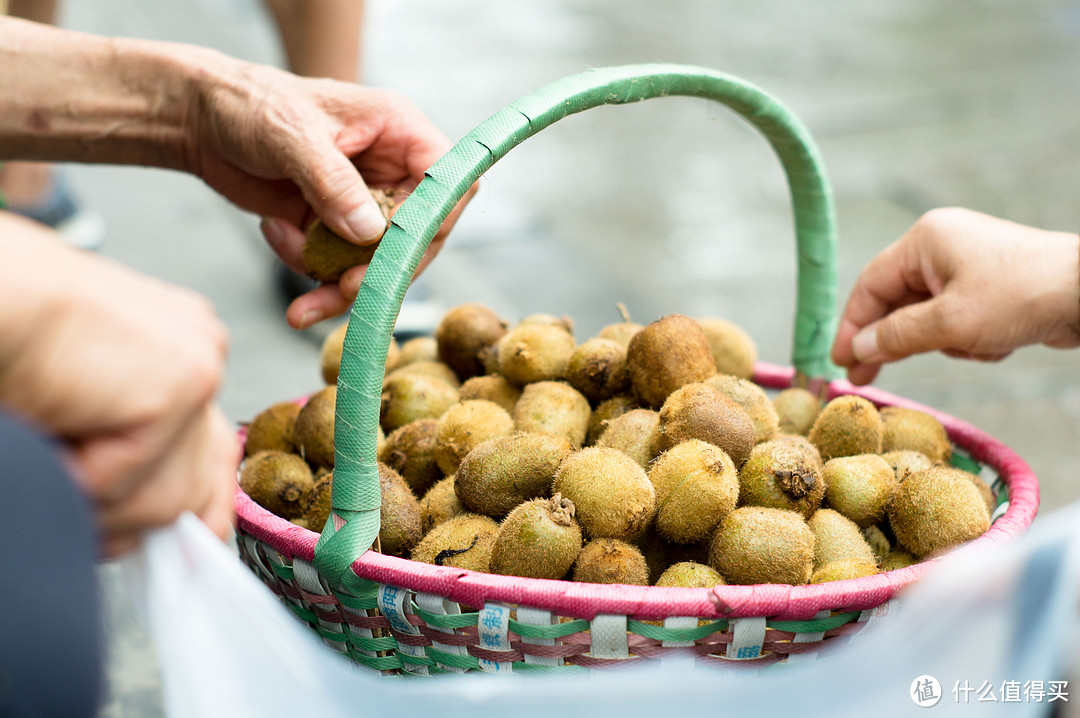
[585, 395, 636, 446]
[302, 189, 394, 282]
[770, 433, 825, 469]
[696, 318, 757, 379]
[880, 407, 952, 464]
[565, 338, 630, 403]
[881, 450, 935, 482]
[293, 386, 337, 469]
[966, 471, 997, 516]
[553, 447, 656, 541]
[378, 418, 442, 496]
[513, 381, 591, 448]
[888, 466, 991, 557]
[648, 439, 739, 544]
[380, 373, 459, 433]
[881, 549, 918, 572]
[655, 561, 726, 588]
[597, 321, 643, 347]
[737, 439, 825, 518]
[410, 513, 499, 572]
[517, 313, 574, 335]
[653, 382, 755, 466]
[457, 374, 521, 414]
[808, 395, 883, 461]
[419, 474, 467, 533]
[772, 388, 822, 436]
[454, 432, 574, 518]
[862, 525, 891, 564]
[384, 360, 461, 388]
[321, 323, 402, 385]
[290, 518, 311, 530]
[432, 400, 515, 476]
[434, 303, 508, 380]
[488, 495, 583, 579]
[595, 408, 660, 470]
[245, 401, 302, 457]
[304, 469, 334, 531]
[377, 462, 423, 557]
[807, 509, 877, 570]
[822, 454, 898, 528]
[708, 506, 814, 586]
[703, 374, 779, 444]
[809, 560, 879, 584]
[398, 336, 439, 366]
[572, 538, 649, 585]
[626, 315, 717, 409]
[240, 451, 315, 520]
[495, 324, 577, 386]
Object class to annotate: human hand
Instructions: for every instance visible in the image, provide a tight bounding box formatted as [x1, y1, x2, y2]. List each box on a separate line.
[832, 207, 1080, 385]
[181, 58, 470, 329]
[0, 214, 236, 557]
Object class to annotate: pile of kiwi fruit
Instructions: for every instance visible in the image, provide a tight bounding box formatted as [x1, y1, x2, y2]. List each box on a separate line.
[239, 303, 999, 588]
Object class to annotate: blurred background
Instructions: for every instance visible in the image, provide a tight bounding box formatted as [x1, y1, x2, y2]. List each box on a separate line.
[14, 0, 1080, 714]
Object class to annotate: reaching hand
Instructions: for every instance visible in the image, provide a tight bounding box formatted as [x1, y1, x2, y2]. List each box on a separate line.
[832, 207, 1080, 385]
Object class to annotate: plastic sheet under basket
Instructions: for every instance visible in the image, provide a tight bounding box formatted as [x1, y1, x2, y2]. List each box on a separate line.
[124, 508, 1080, 718]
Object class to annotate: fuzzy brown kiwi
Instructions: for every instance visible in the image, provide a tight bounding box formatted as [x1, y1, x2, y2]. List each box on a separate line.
[301, 189, 394, 282]
[513, 381, 591, 448]
[595, 408, 660, 470]
[586, 396, 636, 446]
[807, 508, 878, 570]
[708, 506, 814, 586]
[695, 318, 757, 379]
[410, 513, 499, 572]
[457, 374, 521, 415]
[433, 303, 508, 380]
[966, 472, 997, 516]
[377, 462, 423, 557]
[433, 400, 515, 475]
[384, 360, 462, 388]
[648, 439, 739, 544]
[881, 549, 918, 572]
[488, 495, 583, 579]
[304, 469, 333, 530]
[572, 538, 649, 585]
[419, 475, 467, 533]
[379, 373, 459, 433]
[737, 439, 825, 518]
[495, 324, 577, 386]
[808, 395, 883, 461]
[517, 313, 574, 335]
[378, 418, 442, 496]
[293, 386, 337, 469]
[822, 454, 898, 528]
[772, 388, 822, 436]
[240, 451, 315, 520]
[597, 322, 643, 347]
[862, 525, 891, 564]
[245, 401, 302, 457]
[809, 560, 879, 584]
[770, 433, 825, 469]
[881, 450, 935, 482]
[703, 374, 779, 444]
[553, 447, 656, 541]
[880, 407, 952, 463]
[888, 466, 991, 557]
[565, 338, 630, 403]
[626, 315, 716, 409]
[290, 518, 311, 530]
[320, 323, 401, 385]
[653, 382, 755, 467]
[454, 432, 574, 518]
[655, 561, 726, 588]
[398, 336, 439, 366]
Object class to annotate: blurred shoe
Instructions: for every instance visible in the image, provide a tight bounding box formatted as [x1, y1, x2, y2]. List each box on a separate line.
[3, 171, 106, 251]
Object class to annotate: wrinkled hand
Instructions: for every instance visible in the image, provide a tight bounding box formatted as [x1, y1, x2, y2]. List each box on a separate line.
[0, 214, 236, 557]
[832, 207, 1080, 385]
[183, 60, 470, 329]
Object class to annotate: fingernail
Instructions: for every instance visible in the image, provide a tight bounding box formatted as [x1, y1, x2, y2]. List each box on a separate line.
[298, 310, 322, 329]
[852, 327, 885, 364]
[261, 217, 286, 249]
[345, 203, 388, 243]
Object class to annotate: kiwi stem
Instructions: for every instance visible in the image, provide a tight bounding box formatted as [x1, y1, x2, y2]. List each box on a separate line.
[550, 494, 576, 526]
[616, 302, 631, 323]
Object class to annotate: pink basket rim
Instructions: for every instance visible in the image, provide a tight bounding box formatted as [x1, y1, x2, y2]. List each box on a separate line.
[234, 361, 1039, 621]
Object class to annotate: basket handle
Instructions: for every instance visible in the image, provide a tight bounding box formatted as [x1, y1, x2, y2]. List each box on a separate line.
[314, 64, 839, 590]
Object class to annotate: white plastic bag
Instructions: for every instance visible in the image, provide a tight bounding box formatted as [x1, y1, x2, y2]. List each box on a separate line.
[124, 506, 1080, 718]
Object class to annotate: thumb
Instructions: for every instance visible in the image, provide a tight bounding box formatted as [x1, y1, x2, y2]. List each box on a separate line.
[295, 141, 388, 245]
[851, 296, 958, 365]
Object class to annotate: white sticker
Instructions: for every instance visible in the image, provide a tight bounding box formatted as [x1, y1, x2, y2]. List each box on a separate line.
[477, 603, 513, 673]
[728, 617, 766, 660]
[377, 584, 429, 675]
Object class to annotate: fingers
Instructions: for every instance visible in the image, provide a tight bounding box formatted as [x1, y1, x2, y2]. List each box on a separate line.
[292, 136, 389, 246]
[261, 217, 308, 275]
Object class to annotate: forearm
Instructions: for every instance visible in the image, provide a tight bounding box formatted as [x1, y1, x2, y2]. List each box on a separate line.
[0, 16, 228, 170]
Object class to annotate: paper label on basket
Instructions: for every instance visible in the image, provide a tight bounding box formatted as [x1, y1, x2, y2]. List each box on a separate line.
[729, 617, 766, 660]
[377, 584, 429, 676]
[477, 603, 512, 673]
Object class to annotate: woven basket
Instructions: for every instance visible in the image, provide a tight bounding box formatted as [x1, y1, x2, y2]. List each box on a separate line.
[234, 64, 1039, 674]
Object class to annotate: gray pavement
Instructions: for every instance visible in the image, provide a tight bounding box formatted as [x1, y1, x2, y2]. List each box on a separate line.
[27, 0, 1080, 714]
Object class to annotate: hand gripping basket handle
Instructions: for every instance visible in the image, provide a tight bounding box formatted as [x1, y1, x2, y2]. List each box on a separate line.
[314, 64, 839, 590]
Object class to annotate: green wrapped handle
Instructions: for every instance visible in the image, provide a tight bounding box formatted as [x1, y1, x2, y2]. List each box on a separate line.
[314, 64, 839, 590]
